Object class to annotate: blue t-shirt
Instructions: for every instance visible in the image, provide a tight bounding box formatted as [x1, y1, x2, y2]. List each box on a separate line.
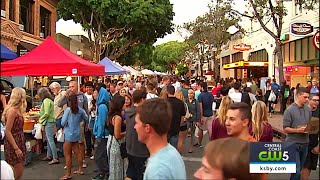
[144, 144, 186, 180]
[61, 107, 88, 142]
[198, 91, 214, 117]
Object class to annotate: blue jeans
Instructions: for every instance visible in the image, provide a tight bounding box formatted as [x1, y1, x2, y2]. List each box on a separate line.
[45, 122, 58, 159]
[55, 118, 64, 157]
[169, 135, 178, 148]
[290, 143, 308, 180]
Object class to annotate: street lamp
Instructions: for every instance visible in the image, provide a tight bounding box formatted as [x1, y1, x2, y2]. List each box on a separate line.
[76, 49, 83, 57]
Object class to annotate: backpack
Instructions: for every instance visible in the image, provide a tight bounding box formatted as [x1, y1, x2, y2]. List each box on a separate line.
[241, 92, 251, 107]
[284, 87, 290, 98]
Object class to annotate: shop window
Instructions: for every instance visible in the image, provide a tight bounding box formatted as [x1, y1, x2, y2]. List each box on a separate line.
[19, 0, 34, 34]
[40, 6, 51, 38]
[9, 0, 14, 21]
[308, 36, 316, 60]
[295, 39, 302, 61]
[302, 37, 308, 61]
[289, 41, 295, 62]
[284, 43, 290, 62]
[232, 52, 243, 62]
[222, 56, 230, 65]
[1, 0, 5, 11]
[249, 49, 268, 62]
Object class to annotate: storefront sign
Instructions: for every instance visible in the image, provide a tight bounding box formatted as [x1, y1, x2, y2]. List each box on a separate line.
[312, 31, 320, 49]
[233, 43, 251, 51]
[290, 22, 313, 36]
[223, 61, 268, 69]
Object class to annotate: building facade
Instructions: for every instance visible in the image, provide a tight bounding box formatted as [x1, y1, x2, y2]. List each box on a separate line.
[1, 0, 58, 56]
[218, 1, 319, 87]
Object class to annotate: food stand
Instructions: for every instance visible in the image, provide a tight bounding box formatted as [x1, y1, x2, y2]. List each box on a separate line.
[0, 36, 105, 165]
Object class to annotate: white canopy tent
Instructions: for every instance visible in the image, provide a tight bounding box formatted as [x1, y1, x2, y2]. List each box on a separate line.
[123, 66, 140, 76]
[141, 69, 155, 75]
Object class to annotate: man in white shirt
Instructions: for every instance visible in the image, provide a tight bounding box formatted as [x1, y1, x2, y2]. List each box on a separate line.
[229, 82, 242, 103]
[84, 81, 94, 157]
[146, 83, 158, 99]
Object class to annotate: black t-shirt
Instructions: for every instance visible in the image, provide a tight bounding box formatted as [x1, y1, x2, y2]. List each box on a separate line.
[166, 97, 186, 137]
[309, 107, 319, 149]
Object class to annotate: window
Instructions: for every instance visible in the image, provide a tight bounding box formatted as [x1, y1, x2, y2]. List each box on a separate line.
[284, 43, 290, 62]
[222, 56, 230, 65]
[294, 0, 303, 16]
[19, 0, 34, 33]
[9, 0, 14, 21]
[302, 38, 308, 60]
[1, 0, 5, 11]
[289, 41, 295, 62]
[248, 49, 268, 62]
[295, 39, 302, 61]
[308, 36, 316, 60]
[232, 52, 243, 63]
[40, 6, 51, 38]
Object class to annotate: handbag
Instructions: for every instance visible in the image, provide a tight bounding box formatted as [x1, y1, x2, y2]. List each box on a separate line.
[113, 136, 128, 159]
[184, 102, 192, 119]
[56, 129, 64, 142]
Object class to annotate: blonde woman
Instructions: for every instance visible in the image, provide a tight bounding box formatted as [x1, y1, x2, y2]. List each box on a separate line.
[250, 101, 273, 142]
[2, 87, 27, 180]
[210, 96, 233, 140]
[175, 90, 188, 154]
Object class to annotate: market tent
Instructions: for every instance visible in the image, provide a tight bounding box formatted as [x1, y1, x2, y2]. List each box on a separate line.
[98, 57, 128, 75]
[141, 69, 155, 75]
[113, 61, 130, 74]
[0, 36, 104, 76]
[123, 66, 140, 76]
[1, 43, 17, 60]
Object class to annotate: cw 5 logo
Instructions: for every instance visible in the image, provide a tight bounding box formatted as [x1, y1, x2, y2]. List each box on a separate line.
[259, 151, 289, 161]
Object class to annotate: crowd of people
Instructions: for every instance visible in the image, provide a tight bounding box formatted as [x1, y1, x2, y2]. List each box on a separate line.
[0, 74, 319, 180]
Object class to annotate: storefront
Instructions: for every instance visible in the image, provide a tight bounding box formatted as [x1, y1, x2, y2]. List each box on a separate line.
[222, 49, 269, 79]
[282, 33, 319, 87]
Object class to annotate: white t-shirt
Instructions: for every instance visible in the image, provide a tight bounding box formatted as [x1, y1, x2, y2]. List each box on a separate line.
[229, 92, 242, 102]
[146, 93, 158, 99]
[85, 93, 93, 113]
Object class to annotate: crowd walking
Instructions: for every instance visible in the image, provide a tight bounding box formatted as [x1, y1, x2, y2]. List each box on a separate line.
[0, 75, 319, 180]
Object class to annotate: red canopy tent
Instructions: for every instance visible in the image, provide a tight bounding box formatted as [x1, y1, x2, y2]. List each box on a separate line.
[0, 36, 104, 76]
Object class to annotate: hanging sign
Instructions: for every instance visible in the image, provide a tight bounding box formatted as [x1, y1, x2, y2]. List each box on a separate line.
[290, 22, 313, 36]
[233, 43, 251, 51]
[312, 31, 319, 49]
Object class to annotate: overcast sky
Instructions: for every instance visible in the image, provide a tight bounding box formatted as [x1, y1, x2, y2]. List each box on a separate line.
[56, 0, 245, 45]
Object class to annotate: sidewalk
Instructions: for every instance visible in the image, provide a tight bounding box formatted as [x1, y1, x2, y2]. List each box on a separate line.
[268, 113, 287, 141]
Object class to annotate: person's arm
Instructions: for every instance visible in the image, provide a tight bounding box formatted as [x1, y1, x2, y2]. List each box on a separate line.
[195, 100, 201, 121]
[61, 107, 70, 127]
[82, 95, 89, 115]
[80, 108, 89, 124]
[181, 102, 186, 123]
[38, 99, 51, 125]
[1, 95, 6, 108]
[4, 109, 23, 158]
[113, 115, 125, 140]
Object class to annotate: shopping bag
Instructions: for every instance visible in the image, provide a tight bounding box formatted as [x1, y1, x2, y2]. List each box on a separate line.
[34, 123, 42, 140]
[268, 91, 276, 102]
[56, 129, 64, 142]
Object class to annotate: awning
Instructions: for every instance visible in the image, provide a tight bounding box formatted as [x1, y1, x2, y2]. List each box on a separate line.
[204, 70, 214, 75]
[223, 60, 268, 69]
[0, 43, 17, 60]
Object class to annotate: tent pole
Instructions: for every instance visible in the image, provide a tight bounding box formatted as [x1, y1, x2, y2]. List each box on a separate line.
[30, 76, 34, 107]
[78, 76, 81, 92]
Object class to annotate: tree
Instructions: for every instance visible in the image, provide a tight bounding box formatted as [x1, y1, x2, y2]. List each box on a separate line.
[176, 64, 189, 76]
[183, 0, 241, 77]
[58, 0, 174, 62]
[229, 0, 319, 82]
[117, 42, 154, 67]
[152, 41, 189, 73]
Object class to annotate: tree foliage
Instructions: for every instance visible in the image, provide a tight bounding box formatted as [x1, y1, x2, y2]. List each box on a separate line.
[176, 64, 189, 76]
[152, 41, 189, 73]
[58, 0, 174, 62]
[229, 0, 319, 82]
[182, 0, 241, 77]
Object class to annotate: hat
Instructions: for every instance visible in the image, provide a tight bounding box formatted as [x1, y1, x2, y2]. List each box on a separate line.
[117, 81, 124, 85]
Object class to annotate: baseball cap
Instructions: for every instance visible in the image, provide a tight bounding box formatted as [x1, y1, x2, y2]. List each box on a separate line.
[117, 81, 124, 85]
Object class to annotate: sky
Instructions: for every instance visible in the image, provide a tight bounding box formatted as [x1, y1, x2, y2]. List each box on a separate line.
[56, 0, 244, 45]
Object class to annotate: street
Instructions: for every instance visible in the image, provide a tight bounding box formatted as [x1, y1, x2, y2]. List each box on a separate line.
[23, 131, 319, 180]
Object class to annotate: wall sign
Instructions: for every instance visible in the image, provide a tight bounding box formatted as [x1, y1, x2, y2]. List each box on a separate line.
[312, 31, 319, 49]
[233, 43, 251, 51]
[290, 22, 313, 36]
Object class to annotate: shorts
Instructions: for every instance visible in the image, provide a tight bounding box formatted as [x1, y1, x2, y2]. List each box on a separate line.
[179, 125, 187, 131]
[304, 149, 319, 170]
[79, 122, 85, 143]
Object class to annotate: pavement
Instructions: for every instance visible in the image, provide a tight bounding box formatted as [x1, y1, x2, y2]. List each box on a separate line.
[23, 131, 319, 180]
